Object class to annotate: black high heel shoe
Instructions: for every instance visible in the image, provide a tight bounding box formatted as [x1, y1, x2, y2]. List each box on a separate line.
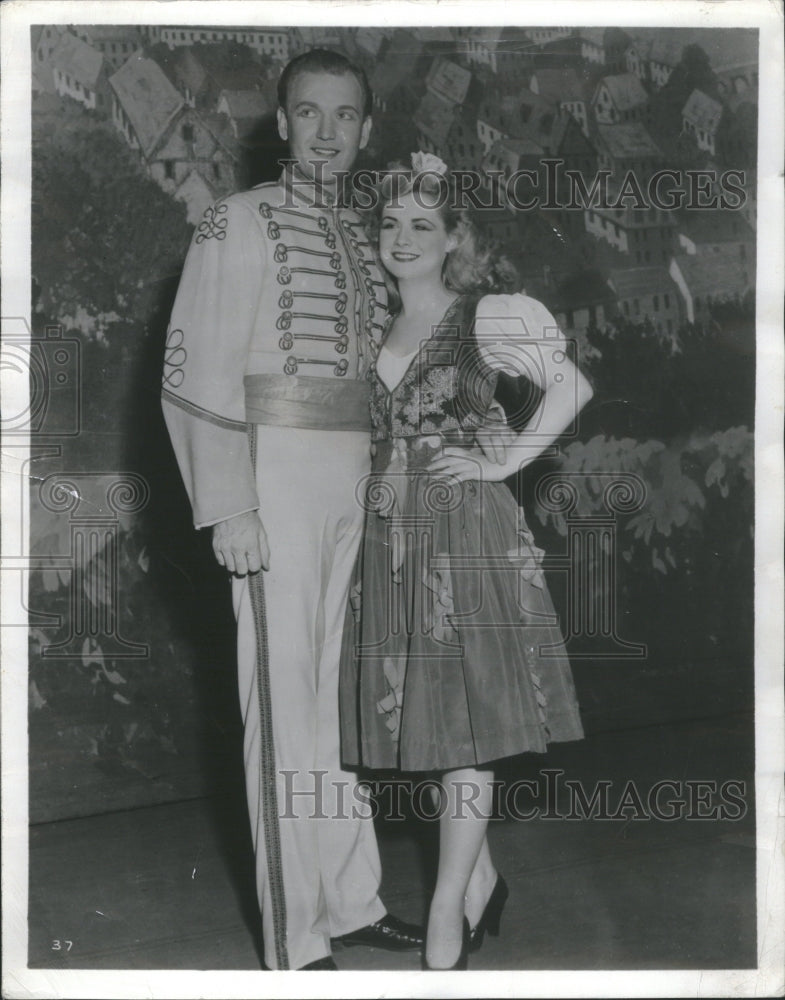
[468, 874, 509, 952]
[423, 916, 470, 970]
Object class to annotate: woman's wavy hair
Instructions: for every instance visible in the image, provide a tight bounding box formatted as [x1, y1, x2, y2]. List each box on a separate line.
[364, 164, 521, 313]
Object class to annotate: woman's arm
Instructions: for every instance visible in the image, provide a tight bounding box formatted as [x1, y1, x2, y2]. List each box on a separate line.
[428, 294, 594, 482]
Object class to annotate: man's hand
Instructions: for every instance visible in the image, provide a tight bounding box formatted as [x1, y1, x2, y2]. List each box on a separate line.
[212, 510, 270, 575]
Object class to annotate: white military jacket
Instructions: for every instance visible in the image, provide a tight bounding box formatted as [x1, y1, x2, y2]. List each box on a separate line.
[162, 169, 388, 528]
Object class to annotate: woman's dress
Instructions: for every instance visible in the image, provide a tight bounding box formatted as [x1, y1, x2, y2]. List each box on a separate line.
[339, 293, 584, 772]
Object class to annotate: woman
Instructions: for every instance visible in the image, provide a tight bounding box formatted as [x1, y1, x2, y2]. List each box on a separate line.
[339, 153, 592, 969]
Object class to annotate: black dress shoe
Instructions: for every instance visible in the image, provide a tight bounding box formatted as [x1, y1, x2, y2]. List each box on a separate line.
[332, 913, 424, 951]
[423, 917, 470, 970]
[468, 873, 509, 952]
[300, 955, 338, 970]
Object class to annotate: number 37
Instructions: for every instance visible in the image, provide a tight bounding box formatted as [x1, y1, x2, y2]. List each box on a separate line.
[51, 939, 73, 952]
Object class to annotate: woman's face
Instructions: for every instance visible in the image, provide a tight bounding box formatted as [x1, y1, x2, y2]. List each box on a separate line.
[378, 189, 457, 284]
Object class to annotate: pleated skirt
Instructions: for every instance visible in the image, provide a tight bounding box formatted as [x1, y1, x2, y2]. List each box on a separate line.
[339, 469, 584, 772]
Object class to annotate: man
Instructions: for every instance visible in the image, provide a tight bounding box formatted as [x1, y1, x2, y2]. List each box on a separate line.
[162, 49, 422, 971]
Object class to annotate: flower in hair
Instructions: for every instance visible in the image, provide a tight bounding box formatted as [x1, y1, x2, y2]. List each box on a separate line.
[410, 151, 448, 176]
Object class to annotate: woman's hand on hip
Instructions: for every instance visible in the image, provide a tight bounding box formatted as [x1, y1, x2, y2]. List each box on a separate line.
[427, 446, 518, 483]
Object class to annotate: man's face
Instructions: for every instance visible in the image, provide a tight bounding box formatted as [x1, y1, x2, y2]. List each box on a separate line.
[277, 70, 371, 190]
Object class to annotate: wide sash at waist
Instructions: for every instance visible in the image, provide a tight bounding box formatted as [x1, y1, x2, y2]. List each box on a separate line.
[244, 373, 370, 431]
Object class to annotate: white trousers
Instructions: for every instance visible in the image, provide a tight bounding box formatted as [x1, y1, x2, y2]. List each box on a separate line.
[232, 424, 385, 970]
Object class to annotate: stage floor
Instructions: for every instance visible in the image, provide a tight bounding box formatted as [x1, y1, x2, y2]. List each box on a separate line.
[28, 713, 756, 971]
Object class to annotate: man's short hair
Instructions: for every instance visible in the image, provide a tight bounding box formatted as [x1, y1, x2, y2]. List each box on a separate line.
[277, 49, 373, 120]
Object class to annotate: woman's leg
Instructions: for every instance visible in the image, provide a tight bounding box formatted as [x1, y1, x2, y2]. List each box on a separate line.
[464, 834, 498, 929]
[426, 766, 494, 968]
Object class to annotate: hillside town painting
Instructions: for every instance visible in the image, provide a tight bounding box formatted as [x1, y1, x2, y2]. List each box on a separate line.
[28, 24, 757, 826]
[32, 23, 758, 339]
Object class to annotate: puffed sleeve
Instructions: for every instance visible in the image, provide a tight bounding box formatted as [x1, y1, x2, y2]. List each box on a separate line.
[474, 293, 565, 389]
[161, 196, 265, 529]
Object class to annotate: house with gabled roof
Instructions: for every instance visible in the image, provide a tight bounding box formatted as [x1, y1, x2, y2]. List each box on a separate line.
[529, 67, 590, 136]
[461, 26, 533, 79]
[32, 25, 65, 68]
[646, 35, 684, 88]
[217, 88, 275, 138]
[551, 269, 617, 334]
[476, 89, 551, 156]
[31, 26, 61, 95]
[71, 26, 143, 71]
[669, 248, 752, 325]
[524, 26, 573, 48]
[352, 26, 390, 69]
[681, 89, 724, 155]
[594, 122, 662, 179]
[50, 31, 110, 112]
[624, 37, 651, 82]
[476, 95, 514, 156]
[676, 210, 755, 279]
[110, 54, 184, 155]
[574, 28, 606, 65]
[413, 91, 457, 153]
[715, 58, 758, 100]
[482, 136, 545, 206]
[109, 53, 237, 211]
[593, 73, 649, 125]
[426, 58, 472, 106]
[585, 198, 676, 266]
[153, 43, 266, 113]
[414, 57, 480, 166]
[370, 29, 425, 114]
[158, 25, 288, 60]
[626, 33, 683, 88]
[607, 266, 682, 336]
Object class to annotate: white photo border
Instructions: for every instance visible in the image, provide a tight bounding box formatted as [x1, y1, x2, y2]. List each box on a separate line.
[2, 2, 783, 997]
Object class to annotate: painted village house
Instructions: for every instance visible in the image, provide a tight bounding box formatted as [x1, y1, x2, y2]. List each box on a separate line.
[592, 73, 649, 126]
[669, 247, 752, 325]
[593, 121, 662, 186]
[624, 37, 650, 83]
[71, 26, 143, 72]
[109, 54, 236, 223]
[529, 67, 589, 136]
[477, 88, 597, 228]
[681, 89, 724, 156]
[645, 35, 684, 88]
[157, 26, 288, 61]
[625, 34, 682, 89]
[524, 27, 573, 49]
[458, 26, 533, 82]
[370, 30, 425, 114]
[585, 200, 677, 266]
[476, 90, 551, 156]
[50, 31, 110, 112]
[574, 28, 606, 66]
[150, 43, 268, 114]
[414, 57, 481, 168]
[676, 210, 755, 267]
[216, 88, 276, 139]
[32, 25, 66, 91]
[551, 270, 617, 335]
[349, 27, 391, 74]
[288, 27, 342, 59]
[482, 136, 545, 208]
[607, 266, 682, 338]
[715, 58, 758, 100]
